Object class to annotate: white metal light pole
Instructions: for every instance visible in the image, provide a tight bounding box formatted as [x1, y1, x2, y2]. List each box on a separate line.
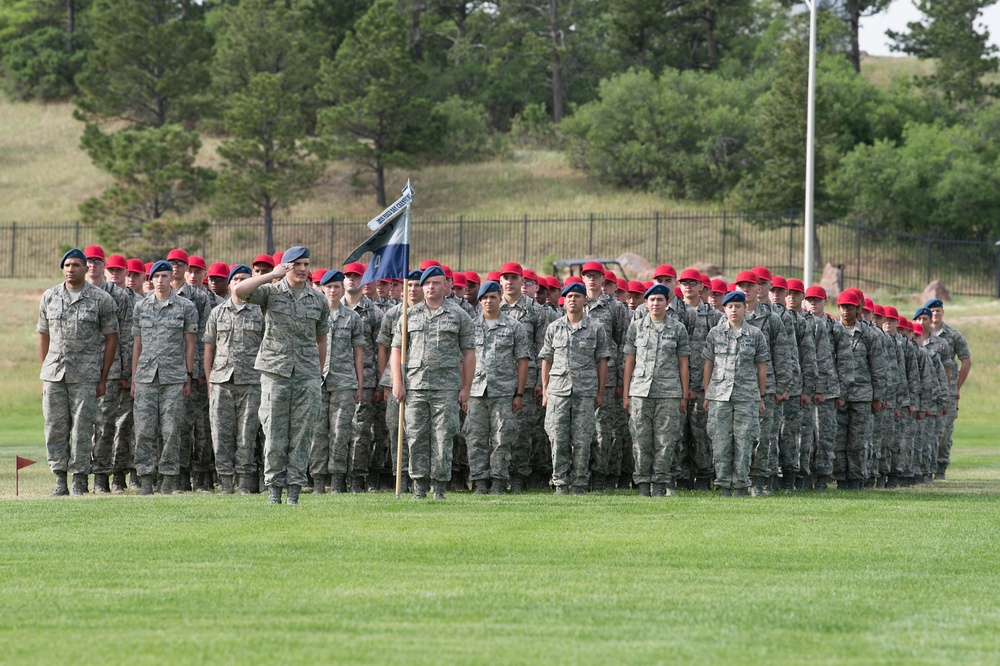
[803, 0, 817, 286]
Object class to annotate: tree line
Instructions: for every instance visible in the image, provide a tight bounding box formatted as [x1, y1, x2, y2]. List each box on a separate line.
[1, 0, 999, 252]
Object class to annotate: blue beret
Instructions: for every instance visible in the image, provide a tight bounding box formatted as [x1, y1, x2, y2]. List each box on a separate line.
[283, 246, 309, 263]
[228, 264, 251, 283]
[561, 282, 586, 297]
[477, 280, 501, 301]
[407, 269, 422, 282]
[642, 283, 671, 300]
[60, 248, 86, 268]
[320, 269, 345, 286]
[419, 265, 445, 285]
[722, 290, 746, 306]
[148, 260, 172, 279]
[923, 299, 943, 310]
[914, 307, 932, 320]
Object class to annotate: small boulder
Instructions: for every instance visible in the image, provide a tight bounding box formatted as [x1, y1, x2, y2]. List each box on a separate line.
[920, 279, 950, 304]
[820, 263, 842, 300]
[691, 262, 722, 278]
[617, 252, 653, 282]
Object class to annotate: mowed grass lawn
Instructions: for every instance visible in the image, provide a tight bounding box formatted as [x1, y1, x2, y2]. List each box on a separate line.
[2, 280, 999, 664]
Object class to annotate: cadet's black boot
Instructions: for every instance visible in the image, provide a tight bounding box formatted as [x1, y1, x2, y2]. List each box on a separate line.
[331, 474, 347, 494]
[936, 465, 947, 480]
[605, 474, 617, 490]
[571, 485, 586, 496]
[178, 468, 192, 492]
[734, 487, 748, 498]
[351, 476, 366, 493]
[768, 474, 779, 493]
[782, 474, 795, 494]
[694, 477, 711, 492]
[619, 473, 632, 490]
[219, 475, 235, 495]
[413, 478, 428, 500]
[71, 473, 89, 496]
[432, 481, 446, 500]
[268, 485, 283, 505]
[490, 478, 506, 495]
[138, 475, 154, 496]
[886, 475, 900, 489]
[93, 473, 110, 494]
[815, 476, 830, 492]
[590, 475, 605, 493]
[286, 485, 301, 505]
[160, 475, 178, 495]
[637, 482, 652, 497]
[51, 471, 69, 497]
[650, 482, 666, 498]
[473, 480, 489, 495]
[510, 474, 525, 495]
[193, 471, 210, 493]
[312, 474, 326, 495]
[111, 472, 127, 493]
[750, 476, 766, 497]
[554, 485, 569, 495]
[720, 487, 733, 497]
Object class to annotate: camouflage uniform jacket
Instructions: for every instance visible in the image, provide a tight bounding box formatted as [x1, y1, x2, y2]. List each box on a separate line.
[902, 337, 921, 409]
[96, 281, 133, 381]
[871, 323, 900, 406]
[687, 302, 721, 396]
[774, 305, 804, 395]
[934, 323, 970, 396]
[634, 295, 697, 336]
[810, 312, 850, 399]
[745, 302, 796, 395]
[888, 333, 911, 408]
[392, 299, 476, 391]
[623, 315, 691, 399]
[175, 283, 211, 380]
[702, 321, 769, 402]
[839, 320, 887, 402]
[246, 279, 330, 379]
[447, 293, 477, 319]
[345, 295, 384, 388]
[500, 294, 549, 387]
[540, 314, 612, 397]
[203, 298, 264, 385]
[585, 293, 628, 387]
[37, 282, 118, 383]
[784, 307, 819, 396]
[324, 305, 365, 391]
[470, 313, 532, 398]
[132, 292, 199, 384]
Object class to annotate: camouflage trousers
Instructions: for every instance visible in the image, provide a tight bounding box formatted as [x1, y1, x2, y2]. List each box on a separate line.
[310, 389, 355, 476]
[590, 387, 618, 478]
[834, 401, 873, 482]
[133, 379, 185, 477]
[778, 398, 804, 477]
[209, 381, 261, 476]
[371, 398, 390, 477]
[259, 371, 320, 489]
[348, 389, 377, 480]
[111, 384, 135, 474]
[681, 394, 713, 480]
[938, 398, 958, 469]
[509, 388, 538, 478]
[798, 400, 817, 479]
[530, 398, 552, 481]
[545, 394, 595, 488]
[464, 395, 515, 481]
[607, 400, 628, 478]
[874, 407, 895, 477]
[707, 400, 759, 490]
[751, 395, 776, 478]
[44, 380, 98, 475]
[183, 382, 213, 473]
[920, 416, 940, 476]
[812, 401, 837, 478]
[629, 397, 683, 485]
[385, 391, 409, 480]
[767, 401, 782, 474]
[91, 380, 121, 475]
[404, 389, 461, 482]
[891, 411, 915, 477]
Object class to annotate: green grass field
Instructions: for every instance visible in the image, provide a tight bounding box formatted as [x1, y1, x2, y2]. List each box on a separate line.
[1, 280, 999, 662]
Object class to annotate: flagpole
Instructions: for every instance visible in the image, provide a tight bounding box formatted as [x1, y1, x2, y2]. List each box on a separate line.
[394, 204, 410, 499]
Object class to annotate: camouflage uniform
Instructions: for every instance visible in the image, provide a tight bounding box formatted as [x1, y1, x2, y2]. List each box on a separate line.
[933, 323, 970, 472]
[499, 295, 549, 485]
[879, 331, 909, 480]
[204, 298, 264, 478]
[344, 295, 384, 487]
[378, 303, 407, 479]
[38, 283, 118, 475]
[90, 281, 133, 480]
[111, 288, 138, 479]
[894, 334, 921, 482]
[745, 302, 796, 482]
[175, 283, 212, 477]
[921, 337, 951, 475]
[246, 280, 329, 489]
[703, 321, 769, 491]
[680, 302, 720, 485]
[806, 313, 851, 482]
[584, 294, 628, 485]
[540, 314, 612, 489]
[834, 321, 886, 484]
[776, 306, 817, 483]
[132, 293, 198, 477]
[624, 315, 691, 485]
[464, 312, 532, 482]
[392, 299, 475, 483]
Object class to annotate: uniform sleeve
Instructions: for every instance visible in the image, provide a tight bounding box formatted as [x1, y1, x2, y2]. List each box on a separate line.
[812, 319, 835, 395]
[675, 324, 691, 358]
[183, 301, 199, 334]
[36, 292, 49, 335]
[98, 292, 118, 335]
[376, 309, 396, 347]
[117, 292, 133, 374]
[203, 309, 218, 346]
[245, 283, 271, 309]
[797, 318, 818, 396]
[770, 316, 795, 393]
[315, 299, 331, 337]
[533, 306, 548, 357]
[867, 329, 887, 402]
[458, 310, 476, 351]
[754, 329, 770, 365]
[702, 330, 716, 363]
[351, 314, 365, 348]
[540, 325, 555, 362]
[594, 325, 612, 361]
[132, 301, 144, 338]
[623, 320, 638, 356]
[512, 321, 532, 360]
[894, 340, 909, 406]
[951, 329, 971, 360]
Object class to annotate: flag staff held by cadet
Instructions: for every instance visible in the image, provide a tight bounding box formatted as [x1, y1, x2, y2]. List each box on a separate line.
[344, 180, 414, 498]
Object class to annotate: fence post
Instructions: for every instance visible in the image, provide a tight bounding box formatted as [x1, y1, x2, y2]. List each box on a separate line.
[9, 222, 16, 278]
[788, 215, 794, 277]
[995, 241, 1000, 299]
[654, 211, 660, 265]
[522, 214, 528, 265]
[855, 219, 862, 286]
[721, 211, 727, 275]
[75, 220, 80, 248]
[328, 218, 335, 268]
[588, 213, 594, 256]
[458, 215, 464, 270]
[925, 231, 933, 284]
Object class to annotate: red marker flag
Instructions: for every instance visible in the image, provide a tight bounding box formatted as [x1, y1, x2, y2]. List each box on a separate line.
[15, 456, 36, 497]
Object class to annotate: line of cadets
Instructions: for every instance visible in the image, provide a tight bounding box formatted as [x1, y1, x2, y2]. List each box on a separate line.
[40, 245, 970, 499]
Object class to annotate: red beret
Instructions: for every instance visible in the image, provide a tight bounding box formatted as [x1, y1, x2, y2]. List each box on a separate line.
[523, 269, 539, 282]
[465, 271, 481, 285]
[565, 276, 585, 286]
[863, 298, 874, 312]
[837, 291, 861, 307]
[486, 271, 501, 282]
[627, 280, 645, 294]
[884, 306, 899, 320]
[343, 262, 365, 276]
[452, 273, 468, 287]
[419, 259, 441, 270]
[616, 278, 628, 291]
[603, 270, 617, 282]
[710, 279, 728, 294]
[752, 266, 772, 281]
[873, 304, 886, 317]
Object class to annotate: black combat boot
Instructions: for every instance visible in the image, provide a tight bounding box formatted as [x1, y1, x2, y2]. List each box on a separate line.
[178, 468, 192, 492]
[432, 481, 446, 500]
[720, 487, 733, 497]
[219, 475, 235, 495]
[782, 474, 796, 494]
[412, 478, 428, 500]
[50, 471, 69, 496]
[312, 474, 326, 495]
[160, 475, 178, 495]
[590, 475, 605, 493]
[111, 472, 127, 493]
[236, 474, 252, 495]
[554, 485, 569, 495]
[71, 473, 89, 496]
[351, 476, 366, 493]
[490, 478, 506, 495]
[637, 482, 651, 497]
[473, 480, 489, 495]
[571, 485, 586, 496]
[286, 485, 301, 505]
[268, 485, 283, 505]
[510, 474, 525, 495]
[331, 474, 347, 494]
[751, 476, 766, 497]
[138, 475, 154, 496]
[650, 483, 666, 498]
[193, 471, 210, 493]
[93, 473, 110, 494]
[694, 477, 711, 492]
[815, 476, 830, 492]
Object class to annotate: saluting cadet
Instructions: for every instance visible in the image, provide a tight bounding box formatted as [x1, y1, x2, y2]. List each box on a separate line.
[38, 249, 119, 496]
[623, 283, 691, 497]
[834, 290, 887, 490]
[391, 265, 476, 500]
[465, 281, 531, 494]
[924, 298, 971, 479]
[234, 246, 330, 505]
[342, 262, 385, 493]
[540, 280, 612, 495]
[498, 261, 550, 494]
[203, 265, 264, 495]
[131, 260, 198, 496]
[677, 269, 720, 491]
[702, 290, 768, 497]
[82, 245, 132, 494]
[309, 270, 365, 495]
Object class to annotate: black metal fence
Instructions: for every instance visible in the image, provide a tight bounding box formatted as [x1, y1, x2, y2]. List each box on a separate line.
[2, 212, 997, 297]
